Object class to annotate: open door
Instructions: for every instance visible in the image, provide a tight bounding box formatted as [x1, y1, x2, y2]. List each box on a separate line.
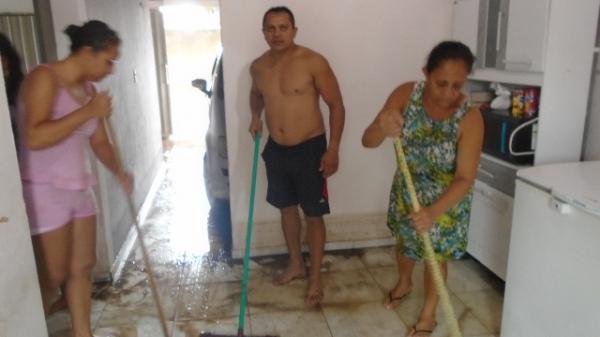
[150, 7, 173, 145]
[0, 67, 47, 337]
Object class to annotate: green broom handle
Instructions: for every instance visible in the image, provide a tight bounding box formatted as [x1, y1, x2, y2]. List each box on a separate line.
[238, 133, 261, 334]
[393, 137, 462, 337]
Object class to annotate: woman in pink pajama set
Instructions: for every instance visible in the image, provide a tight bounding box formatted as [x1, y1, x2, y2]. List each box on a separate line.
[18, 20, 131, 337]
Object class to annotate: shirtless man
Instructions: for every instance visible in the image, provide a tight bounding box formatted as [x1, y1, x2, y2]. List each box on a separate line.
[249, 6, 345, 306]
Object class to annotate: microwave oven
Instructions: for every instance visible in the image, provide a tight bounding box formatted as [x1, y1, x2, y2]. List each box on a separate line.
[482, 110, 538, 165]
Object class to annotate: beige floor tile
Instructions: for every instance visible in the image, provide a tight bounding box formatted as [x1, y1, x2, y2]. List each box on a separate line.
[394, 293, 491, 337]
[455, 290, 504, 334]
[176, 281, 243, 321]
[447, 258, 502, 294]
[95, 279, 179, 330]
[48, 311, 103, 337]
[47, 299, 106, 336]
[360, 246, 397, 268]
[95, 303, 173, 329]
[98, 280, 179, 322]
[368, 264, 426, 298]
[180, 257, 267, 285]
[250, 310, 332, 337]
[320, 269, 385, 305]
[93, 316, 175, 337]
[319, 251, 368, 272]
[323, 301, 408, 337]
[246, 276, 308, 314]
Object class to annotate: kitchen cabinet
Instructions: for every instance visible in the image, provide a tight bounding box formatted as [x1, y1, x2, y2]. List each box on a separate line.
[499, 0, 551, 72]
[534, 1, 599, 164]
[451, 0, 481, 65]
[461, 1, 600, 290]
[467, 179, 513, 280]
[452, 0, 500, 69]
[466, 153, 520, 280]
[451, 0, 550, 74]
[462, 1, 599, 164]
[501, 161, 600, 337]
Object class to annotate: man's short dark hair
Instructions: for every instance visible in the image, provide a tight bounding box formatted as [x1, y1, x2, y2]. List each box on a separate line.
[262, 6, 295, 28]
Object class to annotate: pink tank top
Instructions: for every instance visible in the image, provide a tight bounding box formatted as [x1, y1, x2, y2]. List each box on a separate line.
[18, 65, 99, 190]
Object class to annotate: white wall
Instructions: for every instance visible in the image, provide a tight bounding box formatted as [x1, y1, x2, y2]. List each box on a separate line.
[584, 55, 600, 161]
[49, 0, 88, 58]
[0, 0, 33, 12]
[220, 0, 453, 256]
[84, 0, 164, 275]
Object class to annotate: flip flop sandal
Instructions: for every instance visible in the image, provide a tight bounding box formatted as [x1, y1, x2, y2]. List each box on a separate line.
[407, 322, 437, 337]
[384, 289, 410, 309]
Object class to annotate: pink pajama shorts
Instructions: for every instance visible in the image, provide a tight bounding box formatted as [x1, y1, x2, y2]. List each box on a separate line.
[22, 182, 97, 235]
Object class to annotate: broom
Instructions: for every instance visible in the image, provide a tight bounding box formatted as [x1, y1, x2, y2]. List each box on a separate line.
[106, 120, 170, 337]
[393, 138, 462, 337]
[200, 134, 277, 337]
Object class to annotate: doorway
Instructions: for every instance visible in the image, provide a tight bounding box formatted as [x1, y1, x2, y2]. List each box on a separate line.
[156, 1, 222, 149]
[151, 0, 231, 256]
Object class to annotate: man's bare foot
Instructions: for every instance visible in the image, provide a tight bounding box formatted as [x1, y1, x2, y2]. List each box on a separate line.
[384, 282, 412, 310]
[272, 265, 306, 286]
[305, 277, 323, 307]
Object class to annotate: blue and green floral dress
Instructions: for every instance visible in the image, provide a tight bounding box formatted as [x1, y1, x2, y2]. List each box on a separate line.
[388, 81, 473, 261]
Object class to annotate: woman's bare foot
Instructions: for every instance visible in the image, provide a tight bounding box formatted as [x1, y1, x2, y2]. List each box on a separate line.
[305, 276, 323, 307]
[272, 265, 306, 286]
[71, 329, 96, 337]
[384, 282, 412, 310]
[47, 295, 67, 315]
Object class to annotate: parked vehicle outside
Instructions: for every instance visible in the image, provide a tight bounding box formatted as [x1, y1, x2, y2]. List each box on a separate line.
[192, 52, 231, 258]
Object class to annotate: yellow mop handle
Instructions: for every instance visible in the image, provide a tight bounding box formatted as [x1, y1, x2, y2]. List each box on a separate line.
[393, 138, 462, 337]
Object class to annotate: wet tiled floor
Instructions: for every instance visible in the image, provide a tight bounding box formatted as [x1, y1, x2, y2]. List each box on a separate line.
[46, 145, 504, 337]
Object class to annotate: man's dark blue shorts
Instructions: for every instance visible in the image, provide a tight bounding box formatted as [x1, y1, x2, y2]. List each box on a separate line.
[261, 134, 330, 217]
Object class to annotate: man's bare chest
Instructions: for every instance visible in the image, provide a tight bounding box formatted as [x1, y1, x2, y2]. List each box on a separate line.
[256, 63, 315, 97]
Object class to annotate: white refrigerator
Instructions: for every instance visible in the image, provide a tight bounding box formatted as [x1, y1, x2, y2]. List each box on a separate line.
[500, 161, 600, 337]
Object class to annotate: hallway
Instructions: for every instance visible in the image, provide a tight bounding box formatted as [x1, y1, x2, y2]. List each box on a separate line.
[46, 144, 504, 337]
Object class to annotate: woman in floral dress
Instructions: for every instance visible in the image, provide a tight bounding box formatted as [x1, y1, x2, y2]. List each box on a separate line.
[362, 41, 483, 337]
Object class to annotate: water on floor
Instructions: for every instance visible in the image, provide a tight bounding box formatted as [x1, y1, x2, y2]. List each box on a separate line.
[46, 144, 504, 337]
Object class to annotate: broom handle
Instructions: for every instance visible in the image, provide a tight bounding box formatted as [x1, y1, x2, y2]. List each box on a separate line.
[238, 133, 261, 335]
[393, 138, 462, 337]
[105, 120, 170, 337]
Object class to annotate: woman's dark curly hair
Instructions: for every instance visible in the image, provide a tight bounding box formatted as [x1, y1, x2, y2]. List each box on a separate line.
[64, 20, 120, 53]
[0, 32, 24, 106]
